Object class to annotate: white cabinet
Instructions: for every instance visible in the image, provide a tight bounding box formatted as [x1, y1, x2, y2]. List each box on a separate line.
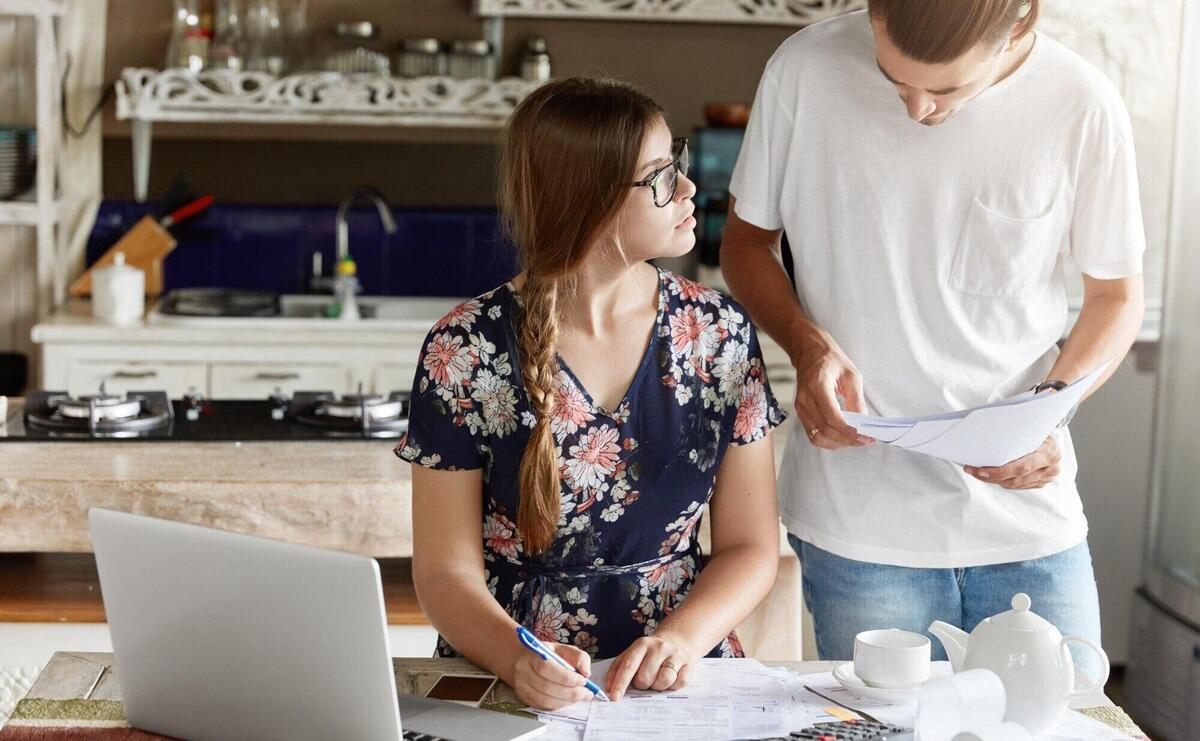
[65, 360, 207, 398]
[372, 363, 418, 395]
[210, 363, 351, 399]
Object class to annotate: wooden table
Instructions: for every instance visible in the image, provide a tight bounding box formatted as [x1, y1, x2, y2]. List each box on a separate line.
[0, 652, 1147, 739]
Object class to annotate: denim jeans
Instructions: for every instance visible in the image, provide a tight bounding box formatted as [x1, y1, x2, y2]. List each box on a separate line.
[790, 535, 1105, 678]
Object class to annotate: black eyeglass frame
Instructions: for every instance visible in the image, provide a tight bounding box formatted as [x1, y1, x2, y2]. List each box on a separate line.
[631, 137, 689, 208]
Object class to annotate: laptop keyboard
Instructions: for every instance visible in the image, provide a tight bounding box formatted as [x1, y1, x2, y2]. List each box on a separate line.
[403, 731, 447, 741]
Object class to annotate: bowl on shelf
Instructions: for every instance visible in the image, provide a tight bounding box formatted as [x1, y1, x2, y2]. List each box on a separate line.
[703, 102, 750, 128]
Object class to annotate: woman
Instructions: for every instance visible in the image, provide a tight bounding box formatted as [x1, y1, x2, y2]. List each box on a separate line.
[396, 77, 785, 711]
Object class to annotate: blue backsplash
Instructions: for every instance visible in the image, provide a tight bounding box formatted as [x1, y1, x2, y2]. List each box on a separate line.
[86, 202, 520, 298]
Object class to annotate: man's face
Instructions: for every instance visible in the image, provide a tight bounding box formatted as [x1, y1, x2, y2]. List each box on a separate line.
[871, 20, 1013, 126]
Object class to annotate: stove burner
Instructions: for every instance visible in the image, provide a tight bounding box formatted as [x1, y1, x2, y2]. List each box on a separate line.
[24, 385, 174, 438]
[290, 389, 409, 438]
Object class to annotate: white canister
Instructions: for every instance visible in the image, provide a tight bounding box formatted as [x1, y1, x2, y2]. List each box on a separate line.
[92, 251, 145, 325]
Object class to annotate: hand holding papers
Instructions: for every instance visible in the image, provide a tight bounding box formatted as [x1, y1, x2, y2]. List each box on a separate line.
[844, 361, 1111, 467]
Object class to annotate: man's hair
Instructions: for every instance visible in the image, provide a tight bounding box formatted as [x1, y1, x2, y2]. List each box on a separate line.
[867, 0, 1039, 64]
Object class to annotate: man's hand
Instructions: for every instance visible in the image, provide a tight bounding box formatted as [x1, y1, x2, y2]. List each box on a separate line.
[791, 323, 874, 451]
[964, 435, 1062, 490]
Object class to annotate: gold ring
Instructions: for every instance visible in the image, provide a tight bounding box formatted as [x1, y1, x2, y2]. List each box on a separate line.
[661, 660, 678, 673]
[808, 427, 821, 439]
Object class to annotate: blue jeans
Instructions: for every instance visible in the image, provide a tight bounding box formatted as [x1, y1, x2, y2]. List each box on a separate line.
[790, 536, 1105, 678]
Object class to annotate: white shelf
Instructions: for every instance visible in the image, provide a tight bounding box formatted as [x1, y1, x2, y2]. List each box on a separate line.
[115, 68, 541, 129]
[0, 197, 60, 226]
[0, 0, 64, 17]
[114, 68, 545, 201]
[474, 0, 865, 25]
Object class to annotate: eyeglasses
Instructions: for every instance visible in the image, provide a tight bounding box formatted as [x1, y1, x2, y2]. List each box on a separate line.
[631, 137, 689, 208]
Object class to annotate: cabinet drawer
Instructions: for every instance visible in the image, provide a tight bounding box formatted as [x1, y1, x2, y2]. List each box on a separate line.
[211, 364, 350, 399]
[67, 361, 207, 398]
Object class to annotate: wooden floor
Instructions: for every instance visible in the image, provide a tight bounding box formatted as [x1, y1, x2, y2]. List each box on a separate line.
[0, 552, 428, 624]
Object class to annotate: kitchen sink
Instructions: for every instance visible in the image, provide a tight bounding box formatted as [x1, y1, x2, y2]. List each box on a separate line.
[148, 293, 463, 330]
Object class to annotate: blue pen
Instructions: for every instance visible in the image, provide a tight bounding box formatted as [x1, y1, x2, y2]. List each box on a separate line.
[516, 625, 610, 701]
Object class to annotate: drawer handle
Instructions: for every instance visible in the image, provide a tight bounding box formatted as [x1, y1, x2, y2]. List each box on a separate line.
[109, 370, 158, 379]
[254, 372, 301, 381]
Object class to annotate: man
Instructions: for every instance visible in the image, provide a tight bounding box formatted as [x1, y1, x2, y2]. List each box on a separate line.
[722, 0, 1144, 674]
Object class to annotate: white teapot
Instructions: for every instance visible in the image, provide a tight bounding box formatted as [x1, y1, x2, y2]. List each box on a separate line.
[928, 593, 1109, 734]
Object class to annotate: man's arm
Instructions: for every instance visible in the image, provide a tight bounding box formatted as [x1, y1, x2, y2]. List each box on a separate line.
[1047, 274, 1145, 399]
[964, 273, 1144, 488]
[719, 197, 871, 450]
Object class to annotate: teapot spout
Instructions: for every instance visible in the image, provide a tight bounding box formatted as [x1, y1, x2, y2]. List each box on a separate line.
[928, 621, 969, 672]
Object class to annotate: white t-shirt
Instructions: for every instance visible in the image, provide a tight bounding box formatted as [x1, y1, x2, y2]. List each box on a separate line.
[729, 10, 1145, 568]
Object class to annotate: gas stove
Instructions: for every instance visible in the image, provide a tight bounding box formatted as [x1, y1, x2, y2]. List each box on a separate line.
[1, 385, 410, 441]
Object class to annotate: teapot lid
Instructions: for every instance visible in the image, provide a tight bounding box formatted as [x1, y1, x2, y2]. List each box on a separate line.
[989, 593, 1053, 631]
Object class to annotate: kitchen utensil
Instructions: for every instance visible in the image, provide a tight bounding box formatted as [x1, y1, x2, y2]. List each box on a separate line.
[92, 251, 145, 325]
[929, 593, 1111, 734]
[70, 217, 176, 298]
[159, 194, 214, 228]
[833, 661, 953, 704]
[854, 629, 932, 688]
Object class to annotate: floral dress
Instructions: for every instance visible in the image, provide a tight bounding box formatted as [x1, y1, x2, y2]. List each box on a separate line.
[395, 268, 786, 660]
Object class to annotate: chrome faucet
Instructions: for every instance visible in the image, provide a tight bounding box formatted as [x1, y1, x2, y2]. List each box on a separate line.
[336, 185, 397, 265]
[311, 186, 397, 292]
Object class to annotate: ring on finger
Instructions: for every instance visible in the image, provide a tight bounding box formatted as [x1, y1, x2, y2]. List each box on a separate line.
[807, 426, 821, 439]
[661, 660, 678, 673]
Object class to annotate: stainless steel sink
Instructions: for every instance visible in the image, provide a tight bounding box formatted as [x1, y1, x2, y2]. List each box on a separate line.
[149, 294, 463, 330]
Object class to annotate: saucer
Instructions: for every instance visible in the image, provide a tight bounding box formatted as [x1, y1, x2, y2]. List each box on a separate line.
[832, 661, 953, 704]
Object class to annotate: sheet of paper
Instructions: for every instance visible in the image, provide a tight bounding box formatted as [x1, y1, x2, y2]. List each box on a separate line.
[530, 658, 794, 739]
[1036, 709, 1138, 741]
[583, 697, 733, 741]
[844, 360, 1111, 467]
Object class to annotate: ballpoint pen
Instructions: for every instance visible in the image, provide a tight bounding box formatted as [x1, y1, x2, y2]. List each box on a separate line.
[515, 625, 610, 701]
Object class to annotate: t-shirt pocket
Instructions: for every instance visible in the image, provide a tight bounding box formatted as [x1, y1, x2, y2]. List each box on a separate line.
[948, 196, 1066, 298]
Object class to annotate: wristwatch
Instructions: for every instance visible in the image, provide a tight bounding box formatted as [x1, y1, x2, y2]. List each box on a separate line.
[1032, 379, 1077, 428]
[1033, 379, 1068, 394]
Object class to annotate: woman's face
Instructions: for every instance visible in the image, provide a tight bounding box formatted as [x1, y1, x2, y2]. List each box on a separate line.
[612, 117, 697, 262]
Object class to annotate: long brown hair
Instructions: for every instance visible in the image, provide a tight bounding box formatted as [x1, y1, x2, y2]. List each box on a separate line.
[867, 0, 1039, 64]
[498, 78, 663, 554]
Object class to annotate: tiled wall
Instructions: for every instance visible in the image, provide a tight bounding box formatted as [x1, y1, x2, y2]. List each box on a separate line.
[86, 202, 518, 298]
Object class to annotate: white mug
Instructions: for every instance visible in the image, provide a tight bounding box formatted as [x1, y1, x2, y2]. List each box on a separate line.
[853, 629, 931, 689]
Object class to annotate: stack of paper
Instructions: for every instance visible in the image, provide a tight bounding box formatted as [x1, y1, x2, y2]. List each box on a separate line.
[843, 361, 1111, 467]
[528, 658, 847, 741]
[528, 661, 1141, 741]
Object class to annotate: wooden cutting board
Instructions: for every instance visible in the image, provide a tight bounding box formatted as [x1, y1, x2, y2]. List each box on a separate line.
[69, 216, 177, 297]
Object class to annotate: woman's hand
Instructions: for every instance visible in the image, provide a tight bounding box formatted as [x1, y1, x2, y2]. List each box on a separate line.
[511, 641, 594, 711]
[605, 634, 699, 700]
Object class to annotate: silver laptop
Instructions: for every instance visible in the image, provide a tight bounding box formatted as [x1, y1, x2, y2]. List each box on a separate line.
[89, 508, 544, 741]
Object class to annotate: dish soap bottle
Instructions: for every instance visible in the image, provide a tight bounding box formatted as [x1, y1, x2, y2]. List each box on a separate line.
[327, 255, 361, 320]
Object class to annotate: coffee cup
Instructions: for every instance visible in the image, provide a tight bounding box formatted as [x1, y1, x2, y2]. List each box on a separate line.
[853, 629, 931, 689]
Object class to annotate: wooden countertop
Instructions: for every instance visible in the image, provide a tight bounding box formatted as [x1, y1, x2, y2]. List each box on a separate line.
[0, 553, 426, 625]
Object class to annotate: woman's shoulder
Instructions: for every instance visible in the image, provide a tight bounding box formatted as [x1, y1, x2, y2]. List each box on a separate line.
[425, 282, 516, 340]
[659, 269, 751, 330]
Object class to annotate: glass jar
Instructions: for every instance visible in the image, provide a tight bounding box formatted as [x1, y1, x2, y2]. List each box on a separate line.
[210, 0, 246, 71]
[447, 40, 494, 81]
[394, 38, 446, 78]
[520, 36, 551, 83]
[323, 21, 391, 76]
[166, 0, 210, 73]
[244, 0, 287, 76]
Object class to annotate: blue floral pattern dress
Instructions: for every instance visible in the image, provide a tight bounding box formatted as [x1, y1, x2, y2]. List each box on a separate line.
[395, 268, 786, 660]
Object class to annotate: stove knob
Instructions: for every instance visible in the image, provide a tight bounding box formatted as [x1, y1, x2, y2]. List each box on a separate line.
[183, 388, 205, 421]
[270, 387, 289, 421]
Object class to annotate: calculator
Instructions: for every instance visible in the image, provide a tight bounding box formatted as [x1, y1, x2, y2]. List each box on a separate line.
[788, 719, 915, 740]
